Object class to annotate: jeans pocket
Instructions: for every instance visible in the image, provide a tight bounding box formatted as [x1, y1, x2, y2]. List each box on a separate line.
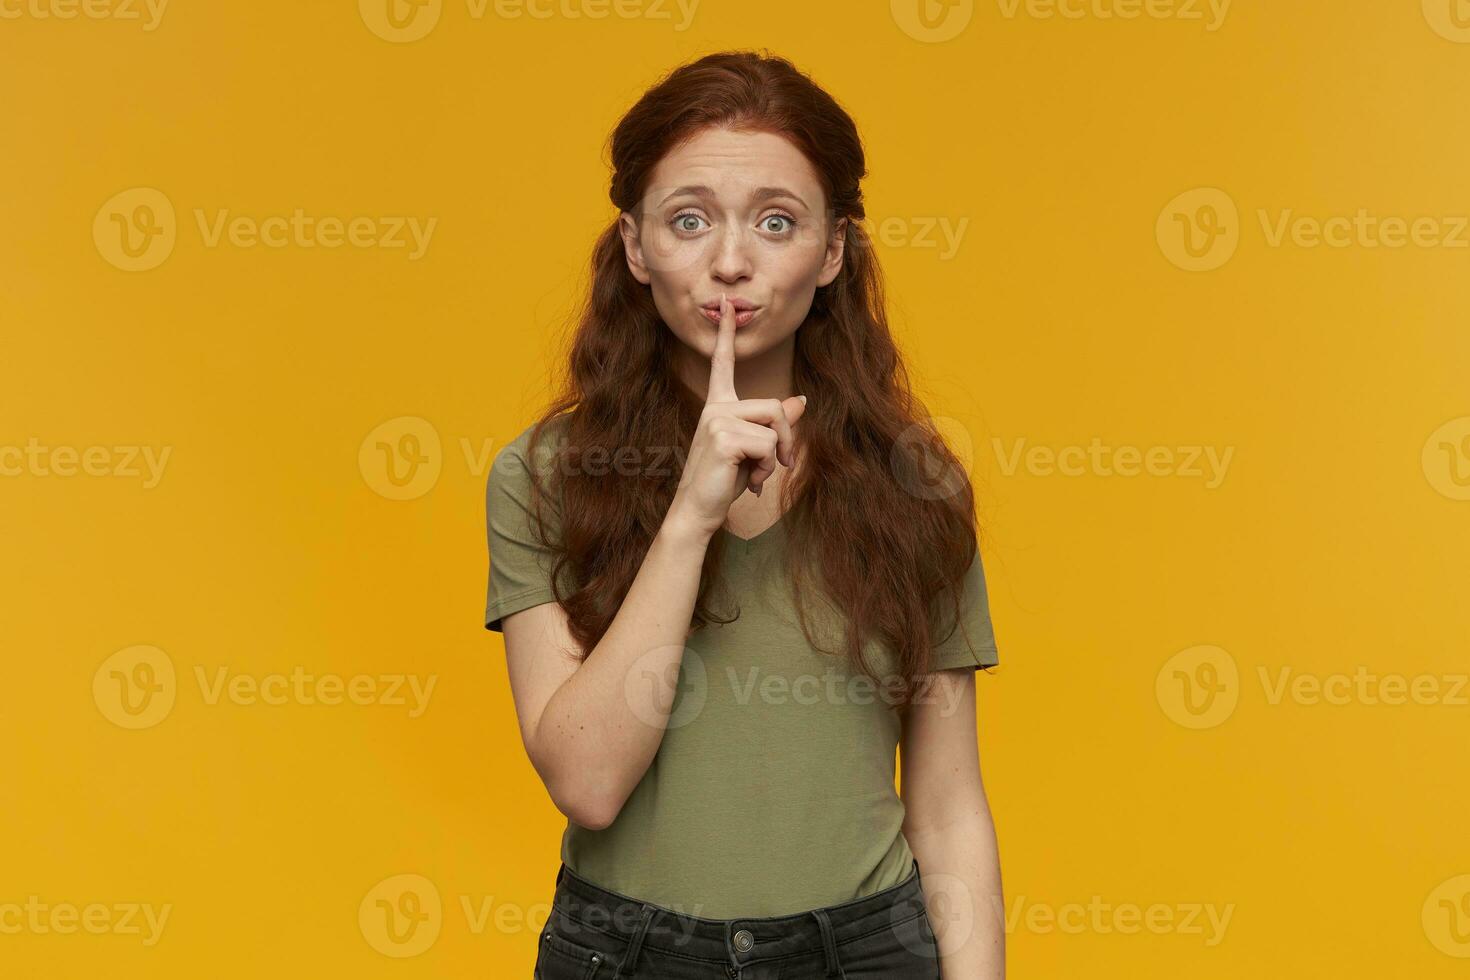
[831, 909, 942, 979]
[534, 912, 619, 980]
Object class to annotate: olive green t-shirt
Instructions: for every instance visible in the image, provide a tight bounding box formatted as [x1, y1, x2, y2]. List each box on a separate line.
[483, 418, 999, 919]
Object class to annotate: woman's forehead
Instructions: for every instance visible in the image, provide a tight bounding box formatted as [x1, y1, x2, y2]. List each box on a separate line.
[643, 128, 823, 209]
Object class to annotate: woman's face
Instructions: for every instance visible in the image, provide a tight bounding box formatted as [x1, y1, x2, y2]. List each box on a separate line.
[619, 125, 846, 394]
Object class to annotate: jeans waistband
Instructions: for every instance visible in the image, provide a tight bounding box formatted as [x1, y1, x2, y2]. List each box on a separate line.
[548, 858, 928, 968]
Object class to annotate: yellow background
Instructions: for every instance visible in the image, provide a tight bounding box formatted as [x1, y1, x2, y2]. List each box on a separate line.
[4, 0, 1469, 975]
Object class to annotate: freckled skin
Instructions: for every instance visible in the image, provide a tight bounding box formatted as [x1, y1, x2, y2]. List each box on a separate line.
[618, 126, 847, 400]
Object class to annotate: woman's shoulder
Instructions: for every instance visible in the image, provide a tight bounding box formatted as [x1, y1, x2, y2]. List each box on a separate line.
[496, 413, 572, 470]
[487, 413, 573, 511]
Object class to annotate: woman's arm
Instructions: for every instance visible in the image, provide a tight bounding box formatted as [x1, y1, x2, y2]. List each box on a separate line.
[501, 510, 713, 831]
[899, 668, 1005, 978]
[499, 296, 802, 831]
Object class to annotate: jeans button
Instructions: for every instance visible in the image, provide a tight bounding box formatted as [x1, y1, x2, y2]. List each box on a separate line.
[733, 928, 754, 952]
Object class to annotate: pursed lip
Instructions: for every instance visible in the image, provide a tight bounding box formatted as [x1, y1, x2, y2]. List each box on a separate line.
[699, 305, 760, 327]
[700, 298, 759, 312]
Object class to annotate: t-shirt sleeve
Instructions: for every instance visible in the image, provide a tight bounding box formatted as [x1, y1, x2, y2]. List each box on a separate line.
[483, 428, 566, 632]
[928, 546, 1001, 672]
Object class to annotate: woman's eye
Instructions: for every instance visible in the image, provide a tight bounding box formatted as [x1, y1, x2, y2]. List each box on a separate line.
[670, 212, 796, 236]
[762, 214, 795, 234]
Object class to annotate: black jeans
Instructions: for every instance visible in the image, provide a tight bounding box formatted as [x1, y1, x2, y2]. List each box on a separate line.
[533, 858, 942, 979]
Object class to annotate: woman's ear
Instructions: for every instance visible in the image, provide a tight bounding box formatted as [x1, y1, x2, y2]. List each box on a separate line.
[618, 211, 650, 285]
[817, 216, 848, 288]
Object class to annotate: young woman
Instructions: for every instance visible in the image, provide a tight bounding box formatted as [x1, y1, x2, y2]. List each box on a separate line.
[485, 50, 1004, 979]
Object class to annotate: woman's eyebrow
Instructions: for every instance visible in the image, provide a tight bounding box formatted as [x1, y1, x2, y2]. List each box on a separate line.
[658, 184, 810, 210]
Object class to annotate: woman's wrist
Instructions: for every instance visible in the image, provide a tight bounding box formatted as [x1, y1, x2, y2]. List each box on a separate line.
[658, 505, 716, 550]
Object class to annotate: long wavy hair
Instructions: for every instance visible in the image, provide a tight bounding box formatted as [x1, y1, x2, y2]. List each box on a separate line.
[521, 50, 987, 709]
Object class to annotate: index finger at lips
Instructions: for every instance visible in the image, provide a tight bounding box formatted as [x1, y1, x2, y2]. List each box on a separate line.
[706, 293, 739, 403]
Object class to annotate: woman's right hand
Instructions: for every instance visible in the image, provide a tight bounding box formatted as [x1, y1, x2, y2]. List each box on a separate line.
[667, 293, 808, 539]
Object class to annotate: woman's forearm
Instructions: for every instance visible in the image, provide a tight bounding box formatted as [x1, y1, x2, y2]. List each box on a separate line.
[907, 815, 1006, 978]
[532, 511, 713, 829]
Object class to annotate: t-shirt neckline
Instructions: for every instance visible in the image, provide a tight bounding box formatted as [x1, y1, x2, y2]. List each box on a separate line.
[720, 513, 787, 552]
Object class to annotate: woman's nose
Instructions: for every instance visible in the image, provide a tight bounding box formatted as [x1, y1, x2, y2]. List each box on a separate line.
[708, 225, 753, 280]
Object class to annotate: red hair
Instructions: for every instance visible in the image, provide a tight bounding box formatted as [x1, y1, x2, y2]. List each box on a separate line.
[522, 50, 985, 708]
